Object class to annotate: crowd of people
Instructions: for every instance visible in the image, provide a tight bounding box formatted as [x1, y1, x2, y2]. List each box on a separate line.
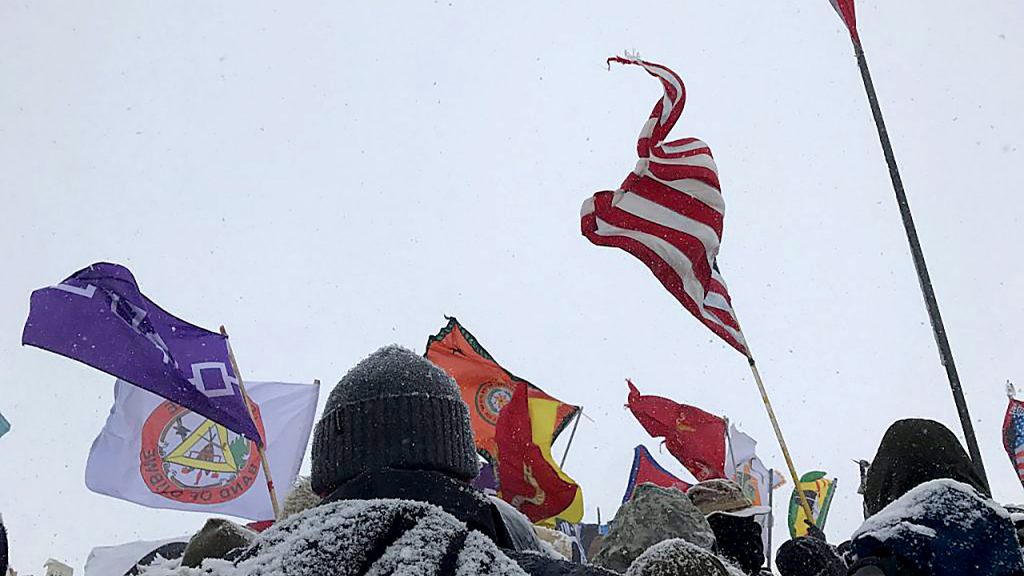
[10, 345, 1023, 576]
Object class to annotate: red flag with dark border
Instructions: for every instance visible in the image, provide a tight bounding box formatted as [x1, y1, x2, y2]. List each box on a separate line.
[626, 380, 726, 481]
[496, 382, 579, 523]
[622, 445, 692, 503]
[425, 317, 578, 461]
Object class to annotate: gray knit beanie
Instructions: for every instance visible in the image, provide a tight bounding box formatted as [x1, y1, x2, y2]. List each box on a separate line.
[311, 345, 479, 496]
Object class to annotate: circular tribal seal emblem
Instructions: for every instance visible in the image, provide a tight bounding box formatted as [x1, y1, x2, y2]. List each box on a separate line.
[475, 380, 513, 425]
[140, 399, 265, 505]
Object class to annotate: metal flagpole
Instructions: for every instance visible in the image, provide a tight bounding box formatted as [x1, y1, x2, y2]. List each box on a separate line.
[766, 468, 775, 568]
[851, 39, 988, 489]
[724, 417, 739, 476]
[559, 408, 583, 468]
[220, 325, 282, 519]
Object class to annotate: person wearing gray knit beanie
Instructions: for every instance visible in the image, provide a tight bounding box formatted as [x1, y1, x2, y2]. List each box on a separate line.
[311, 345, 480, 494]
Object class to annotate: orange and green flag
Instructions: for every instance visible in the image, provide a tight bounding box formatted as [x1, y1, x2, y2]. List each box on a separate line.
[425, 317, 579, 461]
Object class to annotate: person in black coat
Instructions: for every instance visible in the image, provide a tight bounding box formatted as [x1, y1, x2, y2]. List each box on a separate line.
[687, 480, 770, 575]
[861, 418, 988, 517]
[307, 345, 516, 546]
[227, 346, 611, 576]
[845, 419, 1022, 576]
[775, 535, 845, 576]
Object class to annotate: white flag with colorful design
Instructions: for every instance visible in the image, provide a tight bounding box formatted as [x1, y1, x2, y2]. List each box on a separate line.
[85, 379, 318, 520]
[726, 425, 785, 507]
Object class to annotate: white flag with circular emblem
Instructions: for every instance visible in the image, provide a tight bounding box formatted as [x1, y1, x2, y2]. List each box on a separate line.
[85, 379, 319, 520]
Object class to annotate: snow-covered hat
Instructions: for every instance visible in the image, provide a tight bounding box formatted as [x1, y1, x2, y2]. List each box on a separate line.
[687, 479, 770, 518]
[311, 345, 479, 497]
[625, 539, 732, 576]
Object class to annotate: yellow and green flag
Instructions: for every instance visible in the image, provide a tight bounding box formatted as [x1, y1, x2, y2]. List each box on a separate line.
[788, 471, 837, 538]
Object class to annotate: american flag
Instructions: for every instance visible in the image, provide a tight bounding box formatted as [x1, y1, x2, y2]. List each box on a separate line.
[581, 57, 747, 355]
[1002, 397, 1024, 486]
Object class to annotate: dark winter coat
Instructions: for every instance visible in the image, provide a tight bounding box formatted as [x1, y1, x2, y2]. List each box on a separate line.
[321, 468, 517, 549]
[846, 479, 1024, 576]
[273, 467, 575, 576]
[491, 497, 547, 554]
[238, 467, 581, 573]
[862, 418, 988, 517]
[234, 497, 527, 575]
[706, 514, 764, 575]
[507, 551, 620, 576]
[774, 537, 845, 576]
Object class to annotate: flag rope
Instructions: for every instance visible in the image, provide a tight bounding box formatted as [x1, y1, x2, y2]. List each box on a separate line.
[221, 325, 282, 520]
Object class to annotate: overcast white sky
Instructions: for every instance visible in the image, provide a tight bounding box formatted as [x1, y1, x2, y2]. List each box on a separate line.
[2, 0, 1023, 571]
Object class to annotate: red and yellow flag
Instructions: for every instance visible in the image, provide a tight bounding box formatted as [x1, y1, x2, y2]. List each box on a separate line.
[496, 382, 583, 524]
[425, 317, 578, 461]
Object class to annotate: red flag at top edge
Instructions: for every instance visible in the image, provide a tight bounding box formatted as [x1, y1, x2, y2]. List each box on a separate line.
[829, 0, 860, 44]
[496, 382, 580, 523]
[622, 445, 692, 503]
[626, 380, 726, 482]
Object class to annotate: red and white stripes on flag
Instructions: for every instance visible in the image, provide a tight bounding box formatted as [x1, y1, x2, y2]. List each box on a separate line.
[581, 57, 748, 355]
[829, 0, 860, 44]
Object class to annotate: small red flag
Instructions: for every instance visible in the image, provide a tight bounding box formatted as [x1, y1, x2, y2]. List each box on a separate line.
[622, 445, 692, 503]
[626, 380, 726, 481]
[829, 0, 860, 44]
[496, 382, 580, 523]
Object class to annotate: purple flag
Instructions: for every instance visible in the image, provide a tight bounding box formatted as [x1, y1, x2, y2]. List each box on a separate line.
[22, 263, 261, 444]
[472, 462, 498, 494]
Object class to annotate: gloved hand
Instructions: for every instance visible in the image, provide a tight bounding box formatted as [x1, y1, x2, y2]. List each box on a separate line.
[804, 519, 827, 541]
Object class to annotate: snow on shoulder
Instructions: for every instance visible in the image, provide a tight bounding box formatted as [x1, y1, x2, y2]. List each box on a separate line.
[848, 478, 1024, 576]
[852, 478, 1009, 543]
[138, 498, 527, 576]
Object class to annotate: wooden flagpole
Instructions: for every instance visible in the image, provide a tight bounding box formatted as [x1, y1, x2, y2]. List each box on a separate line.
[850, 38, 988, 489]
[220, 325, 281, 520]
[746, 354, 815, 523]
[559, 408, 583, 468]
